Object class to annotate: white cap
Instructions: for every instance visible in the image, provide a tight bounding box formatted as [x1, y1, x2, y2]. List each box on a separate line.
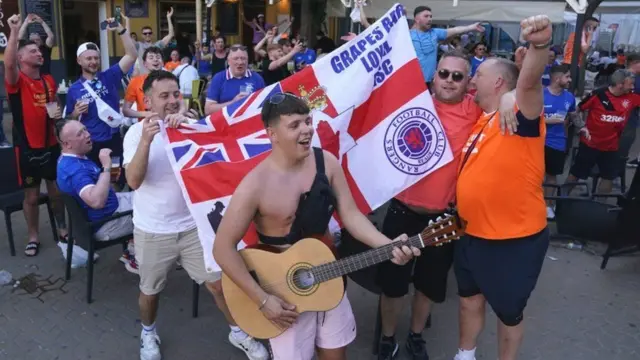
[77, 42, 100, 57]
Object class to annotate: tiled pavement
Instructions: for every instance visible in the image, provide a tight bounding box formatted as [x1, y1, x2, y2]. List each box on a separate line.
[1, 117, 640, 360]
[1, 204, 639, 360]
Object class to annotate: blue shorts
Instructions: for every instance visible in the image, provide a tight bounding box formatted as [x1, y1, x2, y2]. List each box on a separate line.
[454, 228, 549, 326]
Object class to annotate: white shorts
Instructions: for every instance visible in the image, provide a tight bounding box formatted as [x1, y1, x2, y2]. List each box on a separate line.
[95, 192, 134, 241]
[269, 294, 357, 360]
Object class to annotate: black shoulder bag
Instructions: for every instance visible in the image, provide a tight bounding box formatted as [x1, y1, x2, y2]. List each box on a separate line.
[24, 78, 57, 167]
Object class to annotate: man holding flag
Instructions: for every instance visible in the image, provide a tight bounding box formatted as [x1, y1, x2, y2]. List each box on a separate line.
[123, 71, 268, 360]
[213, 93, 420, 360]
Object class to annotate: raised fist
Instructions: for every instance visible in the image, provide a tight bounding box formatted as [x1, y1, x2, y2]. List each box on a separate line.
[8, 14, 22, 30]
[520, 15, 552, 46]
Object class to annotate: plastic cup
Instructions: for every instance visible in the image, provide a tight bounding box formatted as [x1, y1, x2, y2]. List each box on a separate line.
[110, 156, 121, 182]
[45, 102, 59, 118]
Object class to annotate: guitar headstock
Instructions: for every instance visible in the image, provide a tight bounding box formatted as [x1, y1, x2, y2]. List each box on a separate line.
[419, 211, 466, 247]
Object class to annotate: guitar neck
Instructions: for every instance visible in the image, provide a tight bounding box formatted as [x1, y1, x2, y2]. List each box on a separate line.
[311, 233, 436, 284]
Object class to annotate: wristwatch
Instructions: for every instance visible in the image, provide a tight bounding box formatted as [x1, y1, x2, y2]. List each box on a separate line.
[118, 28, 127, 36]
[102, 166, 112, 173]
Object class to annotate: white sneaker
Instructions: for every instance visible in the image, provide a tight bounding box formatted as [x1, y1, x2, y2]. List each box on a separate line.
[546, 206, 556, 220]
[454, 352, 476, 360]
[140, 331, 162, 360]
[228, 332, 269, 360]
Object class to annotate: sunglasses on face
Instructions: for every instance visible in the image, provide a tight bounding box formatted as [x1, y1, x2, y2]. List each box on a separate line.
[143, 32, 152, 36]
[437, 69, 466, 82]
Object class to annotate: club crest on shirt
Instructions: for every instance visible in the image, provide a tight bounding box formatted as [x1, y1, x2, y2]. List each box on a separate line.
[384, 107, 446, 175]
[622, 99, 630, 109]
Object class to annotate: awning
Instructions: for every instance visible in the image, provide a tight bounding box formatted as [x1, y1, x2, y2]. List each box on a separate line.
[327, 0, 568, 24]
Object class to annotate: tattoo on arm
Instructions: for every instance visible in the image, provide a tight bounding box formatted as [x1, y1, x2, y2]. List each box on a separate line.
[570, 112, 585, 128]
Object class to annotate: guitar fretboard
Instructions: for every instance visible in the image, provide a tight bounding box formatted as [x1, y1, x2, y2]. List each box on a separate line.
[311, 222, 455, 283]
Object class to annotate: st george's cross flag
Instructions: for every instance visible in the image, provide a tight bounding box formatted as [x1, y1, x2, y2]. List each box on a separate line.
[163, 3, 453, 273]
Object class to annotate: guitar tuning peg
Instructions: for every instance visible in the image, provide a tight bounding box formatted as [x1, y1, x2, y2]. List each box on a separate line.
[436, 216, 442, 221]
[428, 220, 434, 225]
[443, 212, 450, 217]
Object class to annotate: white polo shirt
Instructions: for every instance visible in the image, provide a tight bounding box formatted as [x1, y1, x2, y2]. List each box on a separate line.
[123, 121, 195, 234]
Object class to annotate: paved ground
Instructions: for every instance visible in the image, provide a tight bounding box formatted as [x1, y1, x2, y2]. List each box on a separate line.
[1, 113, 640, 360]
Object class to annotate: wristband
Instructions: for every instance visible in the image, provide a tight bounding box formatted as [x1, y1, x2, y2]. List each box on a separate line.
[102, 166, 112, 173]
[531, 39, 552, 49]
[118, 28, 127, 36]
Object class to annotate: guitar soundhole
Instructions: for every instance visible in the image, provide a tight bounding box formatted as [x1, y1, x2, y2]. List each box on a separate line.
[292, 268, 315, 290]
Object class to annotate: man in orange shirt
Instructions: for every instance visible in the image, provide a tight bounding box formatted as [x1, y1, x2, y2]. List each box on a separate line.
[123, 46, 164, 120]
[563, 16, 599, 66]
[376, 50, 517, 360]
[454, 15, 552, 360]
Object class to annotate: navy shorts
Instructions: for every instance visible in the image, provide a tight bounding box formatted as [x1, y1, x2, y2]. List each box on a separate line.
[454, 228, 549, 326]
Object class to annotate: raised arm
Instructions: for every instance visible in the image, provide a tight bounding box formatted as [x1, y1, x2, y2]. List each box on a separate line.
[446, 23, 484, 40]
[358, 3, 371, 29]
[268, 42, 301, 71]
[159, 7, 175, 47]
[17, 14, 30, 39]
[516, 15, 552, 120]
[113, 16, 138, 74]
[35, 15, 55, 47]
[253, 34, 271, 58]
[4, 15, 23, 86]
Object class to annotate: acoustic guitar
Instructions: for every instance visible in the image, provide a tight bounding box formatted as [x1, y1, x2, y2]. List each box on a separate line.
[222, 213, 465, 339]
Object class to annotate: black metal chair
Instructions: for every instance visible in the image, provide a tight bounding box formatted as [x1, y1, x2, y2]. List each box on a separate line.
[62, 193, 133, 303]
[338, 227, 431, 355]
[0, 147, 57, 256]
[62, 193, 201, 313]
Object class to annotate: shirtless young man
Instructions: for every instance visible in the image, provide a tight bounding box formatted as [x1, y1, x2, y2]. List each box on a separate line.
[213, 93, 420, 360]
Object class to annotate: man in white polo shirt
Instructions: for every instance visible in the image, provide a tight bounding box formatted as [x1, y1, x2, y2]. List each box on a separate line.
[123, 70, 268, 360]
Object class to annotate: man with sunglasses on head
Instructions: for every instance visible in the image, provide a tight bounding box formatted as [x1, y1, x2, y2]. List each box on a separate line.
[65, 16, 137, 168]
[214, 92, 419, 360]
[376, 50, 516, 360]
[124, 70, 269, 360]
[411, 6, 485, 87]
[204, 45, 265, 115]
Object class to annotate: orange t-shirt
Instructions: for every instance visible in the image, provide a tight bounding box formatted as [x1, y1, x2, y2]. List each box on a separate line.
[396, 95, 482, 210]
[165, 61, 180, 72]
[125, 74, 148, 119]
[456, 108, 547, 240]
[563, 32, 584, 66]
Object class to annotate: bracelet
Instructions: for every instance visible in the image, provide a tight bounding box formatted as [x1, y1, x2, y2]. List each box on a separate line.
[531, 39, 552, 49]
[118, 28, 127, 36]
[258, 295, 270, 310]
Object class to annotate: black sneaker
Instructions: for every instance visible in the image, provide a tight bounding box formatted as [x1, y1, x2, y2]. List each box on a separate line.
[406, 332, 429, 360]
[378, 336, 399, 360]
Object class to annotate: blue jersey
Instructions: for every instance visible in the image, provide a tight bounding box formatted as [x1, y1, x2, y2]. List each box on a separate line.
[543, 87, 576, 151]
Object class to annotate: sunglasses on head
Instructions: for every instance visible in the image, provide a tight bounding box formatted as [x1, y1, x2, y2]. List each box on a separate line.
[268, 92, 298, 105]
[437, 69, 466, 82]
[229, 45, 248, 52]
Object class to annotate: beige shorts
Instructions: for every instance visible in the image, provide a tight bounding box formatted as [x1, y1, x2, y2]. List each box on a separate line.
[270, 294, 357, 360]
[134, 226, 221, 295]
[95, 192, 133, 241]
